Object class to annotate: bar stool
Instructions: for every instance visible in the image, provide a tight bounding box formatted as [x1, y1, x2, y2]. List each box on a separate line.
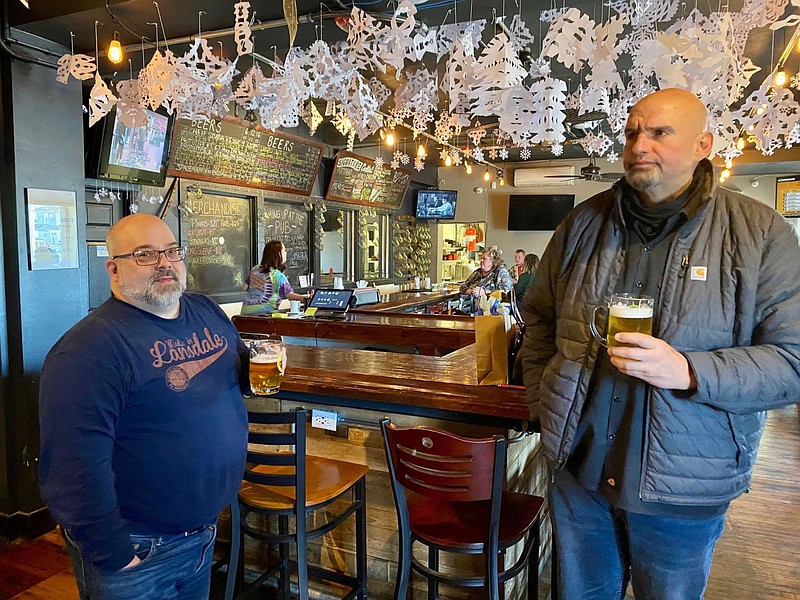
[225, 408, 368, 600]
[380, 419, 545, 600]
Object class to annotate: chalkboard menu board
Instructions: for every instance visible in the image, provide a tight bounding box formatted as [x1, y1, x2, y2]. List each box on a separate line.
[168, 117, 324, 195]
[326, 151, 412, 209]
[182, 191, 251, 300]
[261, 200, 311, 287]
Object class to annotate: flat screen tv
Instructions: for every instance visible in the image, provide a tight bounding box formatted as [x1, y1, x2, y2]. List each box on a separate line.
[416, 189, 457, 219]
[508, 194, 575, 231]
[95, 107, 173, 186]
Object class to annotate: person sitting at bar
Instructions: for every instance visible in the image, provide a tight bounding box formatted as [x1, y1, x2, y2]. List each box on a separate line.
[460, 248, 513, 297]
[510, 248, 526, 282]
[241, 240, 308, 315]
[514, 253, 539, 304]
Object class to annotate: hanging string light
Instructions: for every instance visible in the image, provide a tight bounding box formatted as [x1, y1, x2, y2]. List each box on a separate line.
[483, 167, 491, 182]
[107, 31, 123, 64]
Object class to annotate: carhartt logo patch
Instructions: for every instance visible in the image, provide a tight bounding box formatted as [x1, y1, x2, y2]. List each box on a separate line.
[690, 266, 707, 281]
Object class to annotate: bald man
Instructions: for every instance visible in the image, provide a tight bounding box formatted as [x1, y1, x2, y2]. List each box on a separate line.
[39, 214, 249, 600]
[522, 89, 800, 599]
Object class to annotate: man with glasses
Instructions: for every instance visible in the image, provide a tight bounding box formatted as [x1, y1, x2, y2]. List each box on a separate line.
[39, 214, 250, 600]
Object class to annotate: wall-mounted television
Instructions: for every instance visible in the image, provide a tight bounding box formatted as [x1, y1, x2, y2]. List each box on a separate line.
[416, 189, 457, 219]
[508, 194, 575, 231]
[94, 107, 173, 187]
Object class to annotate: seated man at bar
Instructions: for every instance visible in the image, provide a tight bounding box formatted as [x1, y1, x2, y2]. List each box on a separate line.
[241, 240, 308, 314]
[459, 248, 513, 297]
[522, 88, 800, 599]
[39, 214, 249, 600]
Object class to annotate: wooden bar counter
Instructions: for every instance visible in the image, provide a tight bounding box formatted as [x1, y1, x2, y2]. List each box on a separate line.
[233, 310, 475, 356]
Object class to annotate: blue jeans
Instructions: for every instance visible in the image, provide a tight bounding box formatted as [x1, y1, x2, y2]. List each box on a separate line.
[63, 524, 217, 600]
[549, 469, 725, 600]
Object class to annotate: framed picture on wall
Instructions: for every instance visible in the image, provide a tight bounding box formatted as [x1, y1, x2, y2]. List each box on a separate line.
[24, 188, 79, 270]
[776, 175, 800, 217]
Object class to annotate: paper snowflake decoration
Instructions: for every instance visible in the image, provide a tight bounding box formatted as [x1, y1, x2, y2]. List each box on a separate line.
[550, 143, 564, 156]
[488, 148, 497, 159]
[580, 131, 614, 156]
[498, 148, 509, 160]
[233, 2, 254, 56]
[414, 156, 425, 171]
[398, 152, 411, 165]
[56, 53, 95, 84]
[450, 150, 463, 166]
[115, 79, 147, 128]
[468, 122, 487, 146]
[541, 8, 596, 74]
[390, 158, 400, 169]
[332, 111, 353, 135]
[373, 156, 386, 170]
[472, 147, 484, 161]
[301, 101, 323, 136]
[519, 147, 532, 160]
[88, 73, 118, 127]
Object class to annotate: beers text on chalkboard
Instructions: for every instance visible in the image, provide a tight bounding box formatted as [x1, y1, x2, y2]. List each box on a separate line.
[326, 150, 411, 209]
[168, 116, 324, 196]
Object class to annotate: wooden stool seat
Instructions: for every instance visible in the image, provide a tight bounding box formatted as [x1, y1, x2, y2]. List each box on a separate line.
[240, 457, 369, 510]
[406, 490, 544, 550]
[225, 409, 368, 600]
[381, 419, 545, 600]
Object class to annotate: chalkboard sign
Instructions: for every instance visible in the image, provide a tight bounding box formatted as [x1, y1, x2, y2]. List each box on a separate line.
[260, 200, 311, 287]
[326, 151, 412, 209]
[168, 117, 324, 195]
[182, 191, 251, 300]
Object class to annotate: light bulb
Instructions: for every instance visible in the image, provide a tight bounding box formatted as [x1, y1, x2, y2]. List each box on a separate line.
[465, 162, 473, 175]
[775, 70, 788, 87]
[444, 154, 452, 167]
[736, 137, 745, 150]
[499, 175, 505, 187]
[417, 143, 426, 157]
[107, 32, 123, 64]
[483, 168, 491, 181]
[721, 168, 730, 179]
[385, 131, 395, 147]
[725, 159, 732, 169]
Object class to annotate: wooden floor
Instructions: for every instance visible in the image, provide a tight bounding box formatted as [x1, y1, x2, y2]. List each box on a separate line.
[1, 405, 797, 600]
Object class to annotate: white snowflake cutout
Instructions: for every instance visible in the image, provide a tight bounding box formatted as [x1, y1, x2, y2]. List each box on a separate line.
[509, 15, 535, 52]
[472, 147, 484, 162]
[301, 101, 323, 135]
[498, 148, 509, 160]
[378, 0, 417, 72]
[541, 8, 596, 73]
[347, 7, 385, 71]
[233, 2, 254, 56]
[116, 79, 147, 127]
[233, 64, 266, 108]
[89, 73, 118, 127]
[551, 143, 564, 156]
[606, 151, 619, 163]
[373, 156, 385, 171]
[414, 156, 425, 171]
[56, 53, 96, 84]
[467, 122, 487, 146]
[519, 147, 532, 160]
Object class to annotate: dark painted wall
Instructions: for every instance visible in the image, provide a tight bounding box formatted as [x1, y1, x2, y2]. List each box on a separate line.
[0, 30, 86, 535]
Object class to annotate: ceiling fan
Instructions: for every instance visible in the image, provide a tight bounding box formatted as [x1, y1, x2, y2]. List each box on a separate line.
[546, 155, 624, 183]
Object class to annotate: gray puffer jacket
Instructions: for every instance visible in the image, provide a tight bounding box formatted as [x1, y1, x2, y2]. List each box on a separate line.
[522, 161, 800, 505]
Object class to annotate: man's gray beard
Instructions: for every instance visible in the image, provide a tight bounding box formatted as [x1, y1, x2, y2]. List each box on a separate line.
[624, 169, 660, 192]
[119, 269, 186, 308]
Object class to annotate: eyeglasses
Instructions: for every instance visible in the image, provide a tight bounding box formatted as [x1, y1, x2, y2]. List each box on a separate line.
[111, 246, 187, 266]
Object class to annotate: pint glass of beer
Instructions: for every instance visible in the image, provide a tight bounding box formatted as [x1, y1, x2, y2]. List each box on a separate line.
[247, 337, 285, 395]
[590, 294, 654, 348]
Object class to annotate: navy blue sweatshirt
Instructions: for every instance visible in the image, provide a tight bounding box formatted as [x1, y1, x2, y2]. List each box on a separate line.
[39, 293, 249, 572]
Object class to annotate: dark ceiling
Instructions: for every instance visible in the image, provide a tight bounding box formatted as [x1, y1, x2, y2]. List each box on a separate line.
[6, 0, 800, 167]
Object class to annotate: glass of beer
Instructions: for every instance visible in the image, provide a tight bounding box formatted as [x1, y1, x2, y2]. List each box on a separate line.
[590, 294, 654, 348]
[247, 337, 285, 395]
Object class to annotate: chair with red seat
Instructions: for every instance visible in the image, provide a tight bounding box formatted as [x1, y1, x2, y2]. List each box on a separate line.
[380, 418, 544, 600]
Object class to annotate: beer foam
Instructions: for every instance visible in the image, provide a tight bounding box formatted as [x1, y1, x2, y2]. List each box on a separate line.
[250, 355, 279, 364]
[610, 304, 653, 318]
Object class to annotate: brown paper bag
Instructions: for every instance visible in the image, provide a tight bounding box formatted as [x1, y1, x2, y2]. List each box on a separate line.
[475, 314, 515, 385]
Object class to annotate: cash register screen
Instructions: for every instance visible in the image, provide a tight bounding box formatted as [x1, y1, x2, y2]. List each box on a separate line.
[309, 289, 354, 311]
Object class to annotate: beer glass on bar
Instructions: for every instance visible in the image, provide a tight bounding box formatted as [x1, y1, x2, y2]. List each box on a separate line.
[246, 337, 286, 395]
[590, 294, 654, 348]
